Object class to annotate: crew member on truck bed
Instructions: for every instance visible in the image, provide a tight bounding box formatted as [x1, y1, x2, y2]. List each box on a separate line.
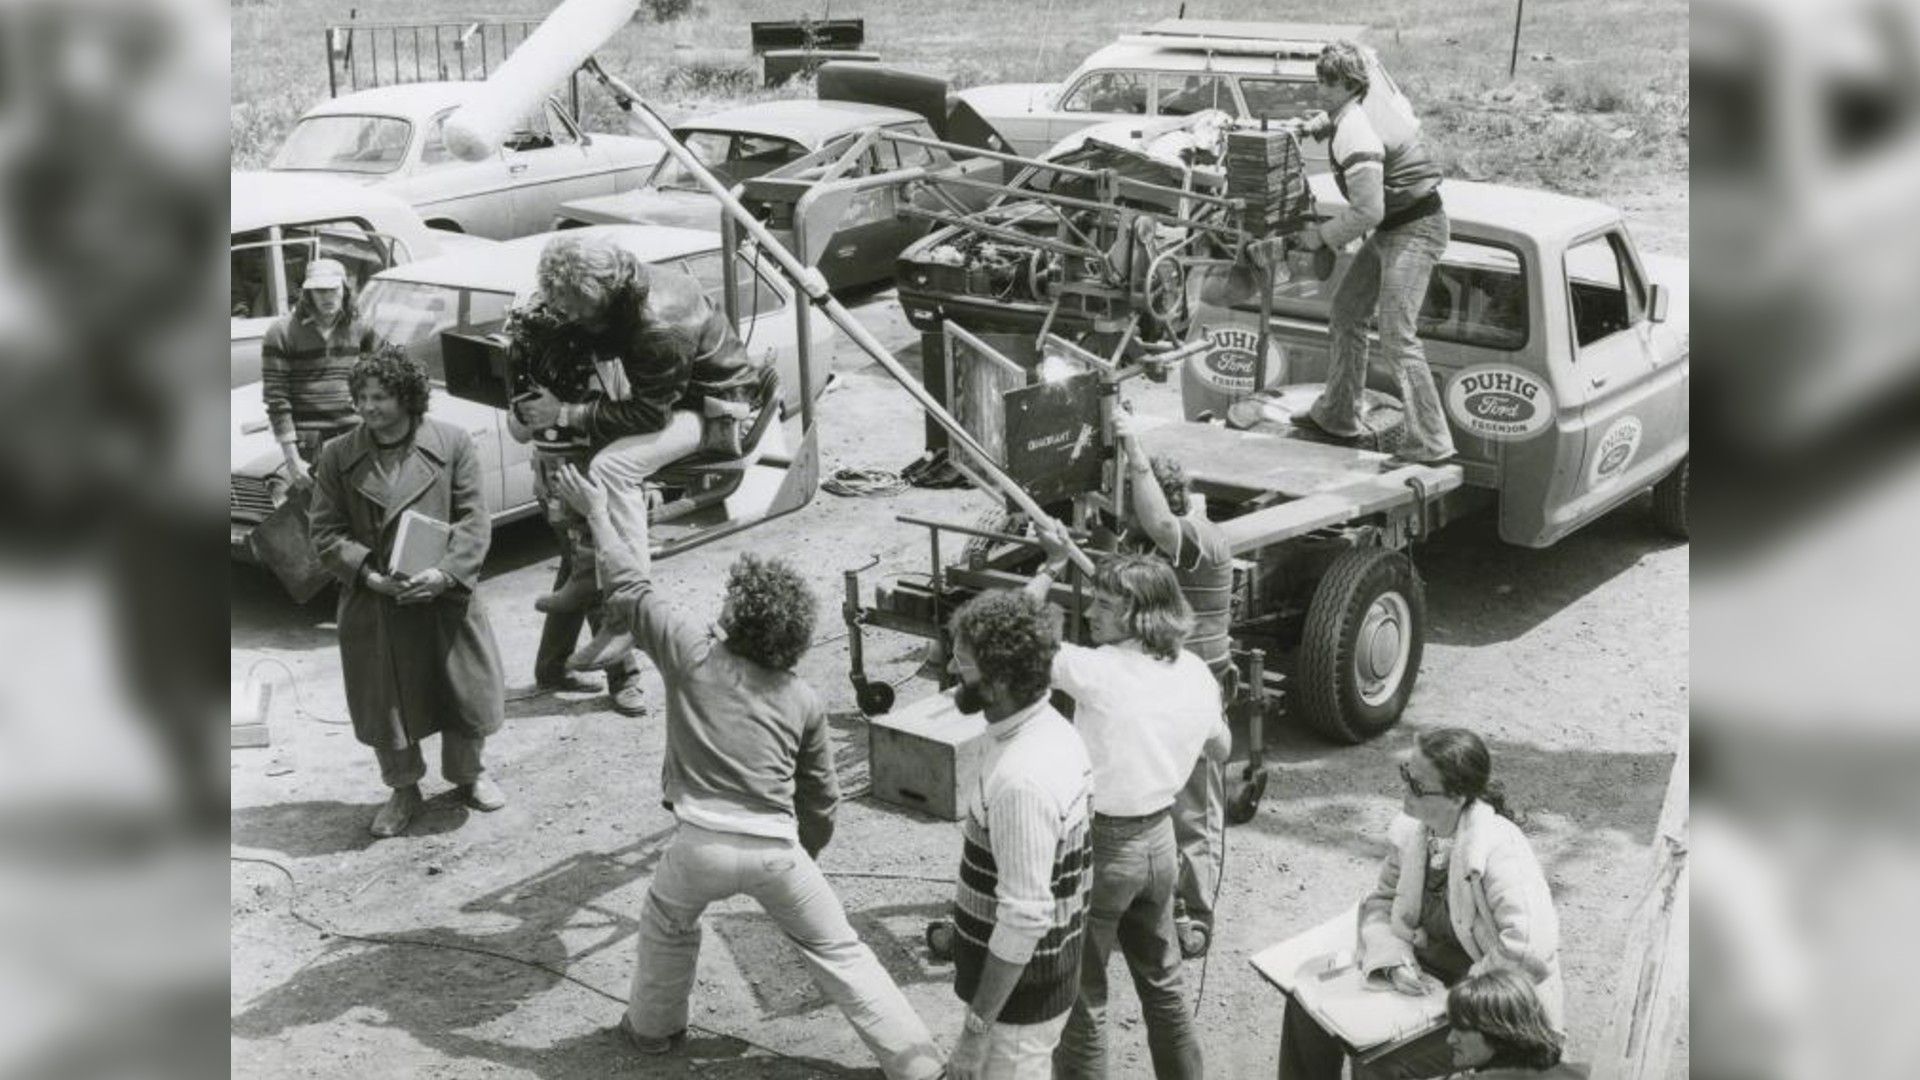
[1285, 40, 1456, 467]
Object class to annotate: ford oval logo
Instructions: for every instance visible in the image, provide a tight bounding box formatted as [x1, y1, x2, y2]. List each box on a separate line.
[1598, 442, 1633, 473]
[1466, 392, 1536, 423]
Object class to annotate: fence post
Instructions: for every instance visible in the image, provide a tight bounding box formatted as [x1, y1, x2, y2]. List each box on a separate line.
[1508, 0, 1525, 79]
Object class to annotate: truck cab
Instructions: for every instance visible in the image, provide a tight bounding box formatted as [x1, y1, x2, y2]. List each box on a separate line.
[1189, 176, 1690, 546]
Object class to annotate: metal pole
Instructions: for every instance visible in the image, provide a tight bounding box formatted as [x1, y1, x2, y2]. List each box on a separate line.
[585, 59, 1095, 575]
[325, 28, 338, 98]
[1508, 0, 1525, 79]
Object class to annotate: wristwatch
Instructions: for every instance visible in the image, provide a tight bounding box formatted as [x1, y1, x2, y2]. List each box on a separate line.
[963, 1009, 992, 1035]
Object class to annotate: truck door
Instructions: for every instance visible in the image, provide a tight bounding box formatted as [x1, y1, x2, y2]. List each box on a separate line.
[1542, 228, 1674, 540]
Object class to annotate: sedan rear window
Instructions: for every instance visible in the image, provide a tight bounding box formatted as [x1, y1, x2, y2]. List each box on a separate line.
[272, 115, 414, 175]
[655, 130, 809, 190]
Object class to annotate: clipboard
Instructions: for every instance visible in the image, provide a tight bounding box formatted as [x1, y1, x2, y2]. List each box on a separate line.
[1249, 906, 1449, 1060]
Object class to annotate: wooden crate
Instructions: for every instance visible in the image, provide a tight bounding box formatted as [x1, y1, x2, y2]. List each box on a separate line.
[231, 679, 272, 749]
[866, 691, 989, 820]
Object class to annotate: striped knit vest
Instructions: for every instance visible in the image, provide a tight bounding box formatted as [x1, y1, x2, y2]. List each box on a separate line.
[950, 810, 1093, 1024]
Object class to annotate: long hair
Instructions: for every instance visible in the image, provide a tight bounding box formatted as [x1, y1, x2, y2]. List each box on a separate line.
[1445, 970, 1564, 1071]
[1094, 554, 1193, 662]
[1316, 40, 1371, 96]
[718, 554, 816, 672]
[294, 273, 358, 325]
[1416, 728, 1518, 823]
[949, 590, 1059, 710]
[535, 233, 649, 317]
[348, 344, 430, 418]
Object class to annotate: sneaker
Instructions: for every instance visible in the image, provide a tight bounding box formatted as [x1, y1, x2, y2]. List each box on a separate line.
[607, 676, 647, 717]
[568, 626, 636, 672]
[535, 668, 601, 694]
[457, 776, 507, 812]
[370, 785, 423, 838]
[1290, 410, 1364, 442]
[618, 1015, 686, 1056]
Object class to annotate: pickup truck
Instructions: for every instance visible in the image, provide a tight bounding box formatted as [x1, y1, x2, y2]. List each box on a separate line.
[860, 170, 1688, 743]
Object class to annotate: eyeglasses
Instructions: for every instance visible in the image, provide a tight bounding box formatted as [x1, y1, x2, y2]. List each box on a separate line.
[1399, 762, 1445, 798]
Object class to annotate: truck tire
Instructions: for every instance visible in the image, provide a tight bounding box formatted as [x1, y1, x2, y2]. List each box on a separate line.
[1297, 547, 1425, 744]
[961, 508, 1026, 569]
[1651, 457, 1688, 540]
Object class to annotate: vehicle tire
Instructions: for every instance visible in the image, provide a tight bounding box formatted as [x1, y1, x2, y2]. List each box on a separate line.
[1296, 547, 1425, 744]
[855, 679, 896, 716]
[1651, 457, 1688, 540]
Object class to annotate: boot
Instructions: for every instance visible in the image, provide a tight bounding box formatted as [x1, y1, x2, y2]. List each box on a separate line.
[535, 529, 600, 615]
[370, 784, 423, 838]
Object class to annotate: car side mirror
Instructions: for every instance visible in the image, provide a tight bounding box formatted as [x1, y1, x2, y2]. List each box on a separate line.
[1648, 282, 1670, 323]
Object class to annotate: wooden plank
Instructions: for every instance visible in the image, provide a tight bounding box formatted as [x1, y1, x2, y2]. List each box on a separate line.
[1135, 415, 1390, 500]
[1216, 464, 1465, 554]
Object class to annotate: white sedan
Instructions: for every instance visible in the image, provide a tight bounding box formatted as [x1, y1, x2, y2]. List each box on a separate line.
[230, 225, 833, 557]
[269, 82, 663, 240]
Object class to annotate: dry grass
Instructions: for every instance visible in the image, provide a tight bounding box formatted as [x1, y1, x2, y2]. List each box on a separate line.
[232, 0, 1687, 200]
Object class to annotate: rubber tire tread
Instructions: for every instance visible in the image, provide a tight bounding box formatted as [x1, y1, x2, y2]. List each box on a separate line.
[1651, 457, 1688, 540]
[1296, 547, 1425, 745]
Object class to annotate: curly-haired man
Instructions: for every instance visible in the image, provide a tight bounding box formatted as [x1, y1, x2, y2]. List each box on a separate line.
[943, 589, 1095, 1079]
[549, 464, 941, 1079]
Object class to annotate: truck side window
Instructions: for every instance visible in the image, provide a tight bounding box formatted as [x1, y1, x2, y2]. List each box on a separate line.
[1565, 233, 1643, 348]
[1063, 72, 1148, 115]
[1419, 241, 1529, 350]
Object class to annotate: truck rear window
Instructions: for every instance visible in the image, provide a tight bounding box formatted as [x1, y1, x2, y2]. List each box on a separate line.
[1254, 238, 1529, 351]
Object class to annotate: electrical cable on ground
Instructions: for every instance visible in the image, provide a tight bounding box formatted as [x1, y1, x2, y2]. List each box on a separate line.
[245, 657, 353, 725]
[822, 467, 908, 498]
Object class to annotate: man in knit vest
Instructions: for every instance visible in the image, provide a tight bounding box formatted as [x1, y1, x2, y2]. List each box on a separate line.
[1023, 541, 1228, 1080]
[1279, 40, 1455, 466]
[1112, 411, 1236, 961]
[945, 590, 1095, 1080]
[260, 258, 382, 487]
[550, 465, 943, 1080]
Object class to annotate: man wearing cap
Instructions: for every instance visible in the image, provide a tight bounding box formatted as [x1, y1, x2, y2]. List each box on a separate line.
[261, 258, 384, 487]
[514, 232, 769, 669]
[1282, 41, 1455, 466]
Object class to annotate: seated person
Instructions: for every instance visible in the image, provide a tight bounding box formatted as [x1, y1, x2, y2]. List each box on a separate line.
[1440, 971, 1586, 1079]
[1278, 728, 1564, 1080]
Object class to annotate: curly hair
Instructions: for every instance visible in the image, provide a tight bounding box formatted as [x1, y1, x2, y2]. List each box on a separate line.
[718, 554, 817, 671]
[1093, 554, 1193, 661]
[535, 233, 649, 314]
[1417, 728, 1520, 823]
[348, 344, 431, 417]
[1315, 40, 1371, 96]
[1446, 970, 1564, 1071]
[948, 590, 1059, 710]
[1149, 454, 1191, 517]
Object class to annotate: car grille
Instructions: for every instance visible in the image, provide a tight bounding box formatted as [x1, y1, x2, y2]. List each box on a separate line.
[230, 476, 277, 522]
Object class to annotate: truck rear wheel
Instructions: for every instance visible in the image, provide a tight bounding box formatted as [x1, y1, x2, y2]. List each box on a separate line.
[1296, 547, 1425, 744]
[1651, 457, 1688, 540]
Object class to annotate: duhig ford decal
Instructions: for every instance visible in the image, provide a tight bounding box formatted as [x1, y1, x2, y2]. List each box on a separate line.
[1445, 364, 1554, 442]
[1587, 415, 1642, 488]
[1194, 325, 1285, 392]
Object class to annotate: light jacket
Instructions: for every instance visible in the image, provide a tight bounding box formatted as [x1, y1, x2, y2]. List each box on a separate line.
[1357, 801, 1566, 1032]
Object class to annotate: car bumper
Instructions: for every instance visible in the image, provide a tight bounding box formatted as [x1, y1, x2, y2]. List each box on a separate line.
[231, 520, 260, 562]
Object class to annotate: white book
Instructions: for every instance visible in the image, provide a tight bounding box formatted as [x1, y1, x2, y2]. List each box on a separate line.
[389, 509, 452, 579]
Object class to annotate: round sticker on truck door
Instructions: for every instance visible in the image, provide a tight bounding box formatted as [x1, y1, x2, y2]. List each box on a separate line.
[1445, 364, 1555, 442]
[1587, 415, 1642, 488]
[1195, 325, 1286, 392]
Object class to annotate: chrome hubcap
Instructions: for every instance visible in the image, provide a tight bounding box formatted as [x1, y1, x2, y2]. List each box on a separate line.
[1355, 591, 1412, 707]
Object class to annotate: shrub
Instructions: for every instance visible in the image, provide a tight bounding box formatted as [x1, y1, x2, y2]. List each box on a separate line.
[644, 0, 696, 23]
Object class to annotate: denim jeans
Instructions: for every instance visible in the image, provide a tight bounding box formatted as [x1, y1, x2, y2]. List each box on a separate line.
[1054, 811, 1203, 1080]
[588, 409, 704, 580]
[626, 823, 943, 1080]
[530, 450, 636, 682]
[373, 730, 483, 788]
[1308, 210, 1456, 462]
[1172, 757, 1224, 930]
[1276, 991, 1455, 1080]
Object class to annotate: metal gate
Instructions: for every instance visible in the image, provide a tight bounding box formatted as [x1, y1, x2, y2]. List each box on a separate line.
[323, 16, 581, 115]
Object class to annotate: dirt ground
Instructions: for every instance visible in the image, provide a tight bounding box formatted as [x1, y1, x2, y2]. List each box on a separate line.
[231, 216, 1688, 1075]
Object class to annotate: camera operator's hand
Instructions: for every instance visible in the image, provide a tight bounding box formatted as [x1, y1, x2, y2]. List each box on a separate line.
[552, 463, 609, 520]
[518, 387, 564, 429]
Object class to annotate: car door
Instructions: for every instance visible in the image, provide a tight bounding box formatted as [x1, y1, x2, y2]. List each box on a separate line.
[1557, 229, 1674, 523]
[230, 230, 284, 388]
[502, 100, 613, 236]
[1049, 69, 1150, 147]
[411, 109, 517, 238]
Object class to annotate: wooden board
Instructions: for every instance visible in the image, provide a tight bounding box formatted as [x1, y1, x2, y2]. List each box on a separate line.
[1134, 414, 1389, 500]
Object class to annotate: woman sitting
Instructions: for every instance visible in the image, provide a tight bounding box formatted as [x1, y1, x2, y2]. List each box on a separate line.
[1279, 728, 1563, 1080]
[1441, 970, 1586, 1078]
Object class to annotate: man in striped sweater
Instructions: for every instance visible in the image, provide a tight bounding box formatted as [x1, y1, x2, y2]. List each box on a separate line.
[945, 590, 1095, 1080]
[260, 259, 382, 487]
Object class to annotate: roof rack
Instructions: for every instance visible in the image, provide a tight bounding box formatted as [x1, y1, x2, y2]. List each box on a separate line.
[1126, 19, 1366, 58]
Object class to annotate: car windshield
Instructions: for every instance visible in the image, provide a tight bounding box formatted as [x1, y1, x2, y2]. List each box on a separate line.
[359, 278, 515, 379]
[652, 130, 810, 190]
[272, 115, 414, 175]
